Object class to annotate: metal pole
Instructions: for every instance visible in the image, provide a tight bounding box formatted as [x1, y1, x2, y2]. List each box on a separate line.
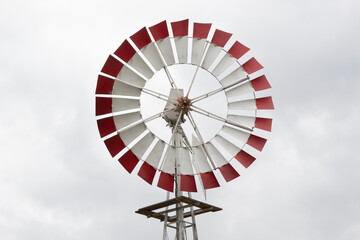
[163, 191, 170, 240]
[174, 130, 185, 240]
[188, 192, 199, 240]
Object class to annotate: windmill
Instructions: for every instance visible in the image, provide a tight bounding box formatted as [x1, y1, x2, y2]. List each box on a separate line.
[95, 19, 274, 240]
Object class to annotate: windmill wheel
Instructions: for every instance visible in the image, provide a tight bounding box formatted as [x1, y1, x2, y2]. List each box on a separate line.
[95, 19, 274, 192]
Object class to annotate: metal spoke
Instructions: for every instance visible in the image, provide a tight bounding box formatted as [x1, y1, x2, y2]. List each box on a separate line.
[117, 107, 175, 133]
[153, 41, 182, 98]
[142, 88, 178, 105]
[185, 112, 217, 169]
[186, 42, 209, 98]
[190, 75, 250, 103]
[190, 105, 253, 132]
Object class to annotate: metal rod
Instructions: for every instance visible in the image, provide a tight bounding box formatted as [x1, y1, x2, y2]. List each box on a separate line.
[142, 88, 178, 105]
[117, 107, 175, 133]
[190, 105, 253, 132]
[152, 40, 182, 98]
[186, 42, 209, 98]
[162, 192, 170, 240]
[186, 112, 217, 169]
[190, 75, 250, 103]
[188, 192, 199, 240]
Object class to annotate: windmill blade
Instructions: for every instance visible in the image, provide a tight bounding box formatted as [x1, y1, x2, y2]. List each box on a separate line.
[191, 39, 207, 65]
[119, 122, 147, 146]
[218, 163, 240, 182]
[235, 150, 256, 168]
[118, 149, 139, 173]
[251, 75, 272, 91]
[95, 97, 112, 116]
[255, 117, 273, 132]
[227, 114, 256, 129]
[228, 96, 274, 110]
[131, 131, 156, 159]
[96, 75, 115, 95]
[161, 146, 176, 174]
[112, 98, 140, 112]
[112, 79, 142, 97]
[201, 43, 222, 70]
[171, 19, 189, 63]
[221, 125, 250, 144]
[213, 134, 240, 158]
[202, 29, 232, 70]
[138, 161, 157, 185]
[247, 134, 267, 151]
[192, 146, 212, 173]
[220, 64, 248, 87]
[149, 20, 175, 66]
[145, 139, 166, 169]
[100, 55, 124, 77]
[130, 26, 165, 71]
[116, 63, 147, 89]
[242, 57, 263, 75]
[204, 142, 228, 168]
[179, 148, 194, 175]
[103, 134, 126, 157]
[211, 41, 250, 77]
[157, 171, 174, 192]
[200, 172, 220, 189]
[180, 174, 197, 192]
[113, 111, 142, 130]
[225, 82, 254, 98]
[191, 22, 211, 65]
[114, 40, 154, 79]
[97, 116, 116, 138]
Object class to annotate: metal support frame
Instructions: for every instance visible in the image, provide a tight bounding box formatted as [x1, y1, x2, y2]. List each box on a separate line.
[136, 196, 222, 239]
[135, 88, 223, 239]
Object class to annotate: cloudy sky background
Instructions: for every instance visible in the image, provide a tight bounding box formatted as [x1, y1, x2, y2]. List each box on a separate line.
[1, 0, 360, 239]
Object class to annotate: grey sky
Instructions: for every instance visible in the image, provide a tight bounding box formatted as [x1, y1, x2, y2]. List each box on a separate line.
[1, 0, 360, 239]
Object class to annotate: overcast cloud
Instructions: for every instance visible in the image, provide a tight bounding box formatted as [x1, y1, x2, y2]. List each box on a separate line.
[1, 0, 360, 239]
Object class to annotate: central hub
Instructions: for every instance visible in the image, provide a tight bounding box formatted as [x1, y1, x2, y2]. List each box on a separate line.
[176, 96, 192, 113]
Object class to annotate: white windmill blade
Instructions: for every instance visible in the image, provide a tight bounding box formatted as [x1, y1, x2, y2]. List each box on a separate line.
[191, 38, 207, 65]
[211, 41, 250, 77]
[204, 142, 228, 168]
[225, 82, 254, 98]
[112, 79, 142, 97]
[131, 131, 156, 159]
[149, 20, 175, 66]
[191, 22, 211, 64]
[229, 96, 275, 110]
[161, 146, 176, 174]
[145, 139, 166, 169]
[191, 134, 207, 197]
[179, 148, 194, 175]
[95, 74, 142, 98]
[221, 125, 250, 144]
[192, 135, 212, 173]
[119, 122, 147, 146]
[213, 134, 240, 158]
[227, 114, 256, 129]
[116, 63, 147, 89]
[113, 39, 154, 80]
[201, 44, 222, 70]
[201, 29, 232, 70]
[112, 98, 140, 112]
[113, 111, 142, 130]
[220, 64, 248, 87]
[171, 19, 189, 64]
[129, 26, 166, 71]
[228, 98, 256, 110]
